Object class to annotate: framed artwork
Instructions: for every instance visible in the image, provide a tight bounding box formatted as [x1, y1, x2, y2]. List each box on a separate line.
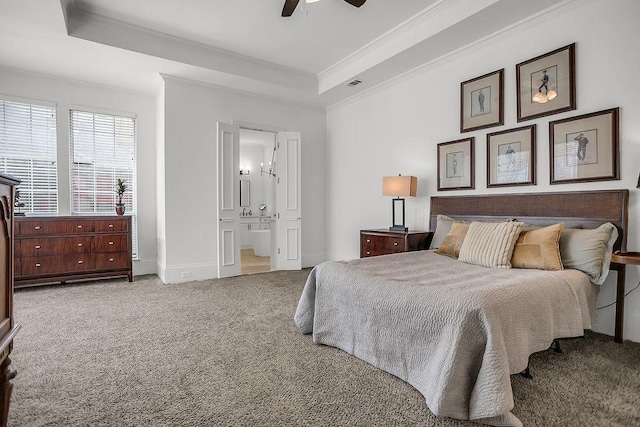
[516, 43, 576, 122]
[460, 69, 504, 133]
[437, 137, 474, 191]
[487, 125, 536, 188]
[549, 107, 619, 184]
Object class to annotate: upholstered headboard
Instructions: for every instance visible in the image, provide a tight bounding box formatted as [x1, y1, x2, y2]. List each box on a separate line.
[429, 190, 629, 253]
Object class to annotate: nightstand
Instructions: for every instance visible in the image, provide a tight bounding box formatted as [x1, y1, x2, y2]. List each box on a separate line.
[610, 251, 640, 343]
[360, 229, 431, 258]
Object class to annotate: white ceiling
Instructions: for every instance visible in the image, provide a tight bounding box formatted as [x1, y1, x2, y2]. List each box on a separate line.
[0, 0, 565, 108]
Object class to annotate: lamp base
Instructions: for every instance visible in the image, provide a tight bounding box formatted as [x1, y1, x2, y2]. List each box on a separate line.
[389, 226, 408, 232]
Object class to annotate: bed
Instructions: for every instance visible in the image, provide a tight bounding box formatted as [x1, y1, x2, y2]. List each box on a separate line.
[294, 190, 628, 427]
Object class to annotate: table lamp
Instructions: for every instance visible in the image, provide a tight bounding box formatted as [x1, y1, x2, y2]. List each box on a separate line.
[382, 175, 417, 232]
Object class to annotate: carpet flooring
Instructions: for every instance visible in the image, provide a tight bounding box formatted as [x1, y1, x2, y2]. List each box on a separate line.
[9, 270, 640, 426]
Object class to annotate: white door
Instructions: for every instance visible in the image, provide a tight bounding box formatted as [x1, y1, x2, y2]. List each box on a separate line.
[275, 131, 302, 270]
[217, 122, 241, 278]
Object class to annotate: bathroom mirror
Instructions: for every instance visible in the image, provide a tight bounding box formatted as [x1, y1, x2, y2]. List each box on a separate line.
[240, 180, 251, 207]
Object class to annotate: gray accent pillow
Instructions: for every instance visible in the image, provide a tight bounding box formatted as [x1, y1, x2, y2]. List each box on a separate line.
[559, 222, 618, 285]
[430, 215, 456, 250]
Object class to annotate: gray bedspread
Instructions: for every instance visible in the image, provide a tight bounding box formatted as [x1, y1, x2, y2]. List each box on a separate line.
[294, 251, 597, 426]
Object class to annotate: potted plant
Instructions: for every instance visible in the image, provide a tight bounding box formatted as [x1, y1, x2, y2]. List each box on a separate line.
[115, 178, 127, 215]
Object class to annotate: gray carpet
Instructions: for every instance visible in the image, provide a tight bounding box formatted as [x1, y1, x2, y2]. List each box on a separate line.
[8, 270, 640, 427]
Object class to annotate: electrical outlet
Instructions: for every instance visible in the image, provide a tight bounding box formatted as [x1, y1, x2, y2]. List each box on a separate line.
[181, 271, 191, 278]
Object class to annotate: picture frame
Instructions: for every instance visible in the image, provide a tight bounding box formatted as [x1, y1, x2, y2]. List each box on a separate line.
[460, 69, 504, 133]
[487, 125, 536, 188]
[549, 107, 619, 184]
[516, 43, 576, 122]
[437, 137, 474, 191]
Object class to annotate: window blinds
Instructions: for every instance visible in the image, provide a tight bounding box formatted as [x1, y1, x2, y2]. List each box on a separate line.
[0, 99, 58, 214]
[69, 109, 138, 258]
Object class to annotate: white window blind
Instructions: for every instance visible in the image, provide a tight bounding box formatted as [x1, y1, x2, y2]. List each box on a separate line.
[0, 99, 58, 214]
[70, 109, 138, 258]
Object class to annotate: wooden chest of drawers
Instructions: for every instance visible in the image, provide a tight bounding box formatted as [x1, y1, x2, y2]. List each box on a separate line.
[14, 216, 132, 287]
[360, 229, 431, 258]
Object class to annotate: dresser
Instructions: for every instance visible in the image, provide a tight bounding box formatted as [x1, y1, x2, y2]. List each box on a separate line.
[14, 215, 133, 287]
[0, 173, 21, 426]
[360, 229, 431, 258]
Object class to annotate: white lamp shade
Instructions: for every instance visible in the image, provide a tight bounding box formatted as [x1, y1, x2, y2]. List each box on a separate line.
[382, 175, 417, 197]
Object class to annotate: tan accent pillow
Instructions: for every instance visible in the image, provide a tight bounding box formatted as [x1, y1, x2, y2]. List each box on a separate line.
[458, 221, 523, 268]
[511, 223, 564, 270]
[434, 222, 470, 258]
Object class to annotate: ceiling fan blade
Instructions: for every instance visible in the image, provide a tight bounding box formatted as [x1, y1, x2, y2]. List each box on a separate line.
[282, 0, 301, 17]
[343, 0, 366, 7]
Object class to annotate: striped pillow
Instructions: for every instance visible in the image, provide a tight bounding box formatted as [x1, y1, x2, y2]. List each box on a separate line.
[458, 221, 523, 268]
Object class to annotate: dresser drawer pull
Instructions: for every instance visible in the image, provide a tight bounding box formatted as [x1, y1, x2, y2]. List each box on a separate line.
[109, 258, 114, 262]
[394, 242, 398, 246]
[35, 245, 41, 249]
[77, 243, 83, 247]
[109, 241, 114, 245]
[366, 251, 371, 255]
[108, 224, 114, 228]
[35, 263, 41, 267]
[78, 260, 83, 264]
[366, 239, 371, 243]
[77, 225, 83, 229]
[34, 226, 41, 230]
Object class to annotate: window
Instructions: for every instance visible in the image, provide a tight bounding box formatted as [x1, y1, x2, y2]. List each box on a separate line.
[0, 99, 58, 214]
[70, 109, 138, 258]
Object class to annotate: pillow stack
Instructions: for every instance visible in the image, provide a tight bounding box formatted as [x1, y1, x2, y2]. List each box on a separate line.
[430, 216, 619, 284]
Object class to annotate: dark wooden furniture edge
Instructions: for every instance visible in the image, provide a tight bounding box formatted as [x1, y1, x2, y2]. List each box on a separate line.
[429, 190, 629, 343]
[0, 173, 20, 427]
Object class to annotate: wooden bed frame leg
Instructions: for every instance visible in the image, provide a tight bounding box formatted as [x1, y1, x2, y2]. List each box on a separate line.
[0, 357, 16, 427]
[615, 265, 626, 343]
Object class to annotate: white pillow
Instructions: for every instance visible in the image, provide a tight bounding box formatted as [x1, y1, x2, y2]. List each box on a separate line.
[430, 215, 458, 250]
[458, 221, 523, 269]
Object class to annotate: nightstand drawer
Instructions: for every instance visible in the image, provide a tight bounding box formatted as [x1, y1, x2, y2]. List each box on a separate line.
[360, 229, 430, 258]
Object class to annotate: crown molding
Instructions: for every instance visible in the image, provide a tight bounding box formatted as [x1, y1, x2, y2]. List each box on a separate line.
[317, 0, 499, 93]
[326, 0, 582, 113]
[64, 6, 318, 94]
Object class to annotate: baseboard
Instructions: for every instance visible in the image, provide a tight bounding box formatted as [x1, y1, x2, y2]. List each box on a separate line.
[158, 262, 218, 284]
[133, 258, 157, 276]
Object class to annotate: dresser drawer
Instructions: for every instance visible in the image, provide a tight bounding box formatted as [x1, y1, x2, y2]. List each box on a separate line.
[17, 237, 93, 257]
[20, 254, 96, 276]
[95, 235, 128, 252]
[96, 252, 129, 270]
[18, 219, 94, 235]
[95, 219, 128, 232]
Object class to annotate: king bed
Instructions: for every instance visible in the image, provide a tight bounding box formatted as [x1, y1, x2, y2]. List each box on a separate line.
[295, 190, 628, 426]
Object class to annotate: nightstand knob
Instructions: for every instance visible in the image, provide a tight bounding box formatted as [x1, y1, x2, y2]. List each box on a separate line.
[109, 258, 114, 262]
[108, 224, 114, 228]
[109, 241, 114, 245]
[394, 242, 398, 246]
[366, 251, 371, 255]
[77, 243, 83, 247]
[35, 263, 41, 267]
[78, 260, 83, 264]
[35, 245, 41, 249]
[34, 226, 41, 230]
[77, 225, 83, 229]
[366, 239, 370, 243]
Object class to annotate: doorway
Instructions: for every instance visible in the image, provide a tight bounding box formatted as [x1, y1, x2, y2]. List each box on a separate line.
[239, 128, 276, 275]
[216, 122, 302, 279]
